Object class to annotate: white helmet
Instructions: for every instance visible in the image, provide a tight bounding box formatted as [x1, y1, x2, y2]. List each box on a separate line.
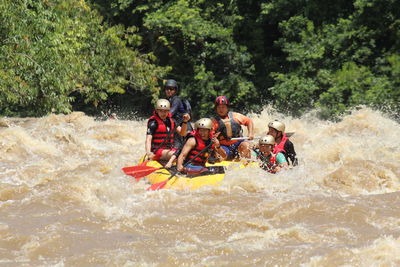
[195, 118, 213, 130]
[268, 120, 285, 132]
[259, 135, 275, 145]
[155, 99, 170, 110]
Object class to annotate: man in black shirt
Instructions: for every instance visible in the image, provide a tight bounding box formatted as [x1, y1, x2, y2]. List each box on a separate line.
[145, 99, 188, 161]
[164, 79, 193, 148]
[164, 80, 193, 125]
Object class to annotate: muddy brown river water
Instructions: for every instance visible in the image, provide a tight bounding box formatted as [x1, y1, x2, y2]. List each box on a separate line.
[1, 108, 399, 266]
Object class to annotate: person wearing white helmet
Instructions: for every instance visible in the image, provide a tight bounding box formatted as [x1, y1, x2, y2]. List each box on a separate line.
[145, 99, 189, 161]
[252, 135, 288, 173]
[267, 120, 298, 166]
[171, 118, 225, 173]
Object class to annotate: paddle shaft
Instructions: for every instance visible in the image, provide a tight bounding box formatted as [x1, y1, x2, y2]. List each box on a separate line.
[231, 136, 261, 140]
[230, 132, 294, 141]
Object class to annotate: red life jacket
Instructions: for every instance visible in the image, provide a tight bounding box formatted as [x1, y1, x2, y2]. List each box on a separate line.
[148, 111, 175, 152]
[273, 133, 289, 155]
[186, 130, 214, 166]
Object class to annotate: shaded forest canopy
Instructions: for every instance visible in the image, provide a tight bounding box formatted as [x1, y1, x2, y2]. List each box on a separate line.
[1, 0, 399, 120]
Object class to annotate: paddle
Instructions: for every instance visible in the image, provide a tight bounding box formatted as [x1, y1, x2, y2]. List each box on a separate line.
[123, 162, 207, 180]
[231, 136, 261, 140]
[122, 165, 166, 181]
[122, 126, 174, 179]
[147, 141, 214, 191]
[286, 131, 295, 137]
[230, 132, 294, 141]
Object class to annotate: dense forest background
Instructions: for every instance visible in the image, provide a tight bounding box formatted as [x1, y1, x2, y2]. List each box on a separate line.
[1, 0, 399, 120]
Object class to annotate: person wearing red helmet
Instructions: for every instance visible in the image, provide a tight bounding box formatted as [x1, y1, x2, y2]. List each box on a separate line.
[211, 96, 254, 160]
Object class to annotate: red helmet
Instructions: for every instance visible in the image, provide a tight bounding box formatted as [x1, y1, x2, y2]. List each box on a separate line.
[215, 96, 229, 106]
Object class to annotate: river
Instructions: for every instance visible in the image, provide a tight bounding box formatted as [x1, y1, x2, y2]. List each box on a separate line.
[1, 107, 399, 266]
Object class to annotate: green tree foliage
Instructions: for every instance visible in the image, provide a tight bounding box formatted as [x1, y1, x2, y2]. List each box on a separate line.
[95, 0, 399, 120]
[2, 0, 400, 119]
[261, 0, 400, 117]
[143, 0, 259, 117]
[0, 0, 166, 116]
[93, 0, 257, 117]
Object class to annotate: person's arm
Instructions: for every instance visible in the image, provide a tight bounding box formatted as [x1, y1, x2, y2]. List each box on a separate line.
[275, 152, 288, 172]
[250, 148, 259, 161]
[211, 119, 221, 137]
[176, 116, 189, 136]
[247, 119, 254, 140]
[145, 120, 157, 159]
[233, 112, 254, 140]
[165, 154, 177, 169]
[178, 122, 187, 136]
[177, 137, 196, 172]
[169, 97, 180, 116]
[145, 135, 155, 159]
[182, 113, 191, 123]
[211, 132, 227, 161]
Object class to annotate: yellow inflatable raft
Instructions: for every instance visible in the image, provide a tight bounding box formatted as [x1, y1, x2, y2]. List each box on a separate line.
[138, 157, 257, 190]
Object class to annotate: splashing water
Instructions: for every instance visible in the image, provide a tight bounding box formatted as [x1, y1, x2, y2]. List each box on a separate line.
[0, 108, 399, 265]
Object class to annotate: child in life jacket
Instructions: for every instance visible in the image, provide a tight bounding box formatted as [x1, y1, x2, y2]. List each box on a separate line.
[252, 135, 288, 173]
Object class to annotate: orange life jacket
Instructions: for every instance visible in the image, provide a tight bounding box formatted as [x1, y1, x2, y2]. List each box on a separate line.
[214, 112, 243, 146]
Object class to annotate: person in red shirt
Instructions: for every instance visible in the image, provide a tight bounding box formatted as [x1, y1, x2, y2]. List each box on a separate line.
[211, 96, 254, 160]
[145, 99, 188, 161]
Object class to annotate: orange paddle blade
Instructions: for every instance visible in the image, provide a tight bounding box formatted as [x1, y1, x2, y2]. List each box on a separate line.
[122, 165, 161, 180]
[132, 167, 165, 180]
[147, 179, 168, 191]
[139, 160, 149, 166]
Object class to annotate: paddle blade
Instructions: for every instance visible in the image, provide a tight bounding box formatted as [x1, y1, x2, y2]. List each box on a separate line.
[147, 179, 168, 191]
[139, 160, 149, 166]
[286, 132, 295, 137]
[132, 167, 162, 180]
[122, 166, 137, 174]
[122, 166, 160, 180]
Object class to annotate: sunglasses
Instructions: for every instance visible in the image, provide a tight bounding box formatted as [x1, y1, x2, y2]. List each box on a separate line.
[165, 87, 176, 91]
